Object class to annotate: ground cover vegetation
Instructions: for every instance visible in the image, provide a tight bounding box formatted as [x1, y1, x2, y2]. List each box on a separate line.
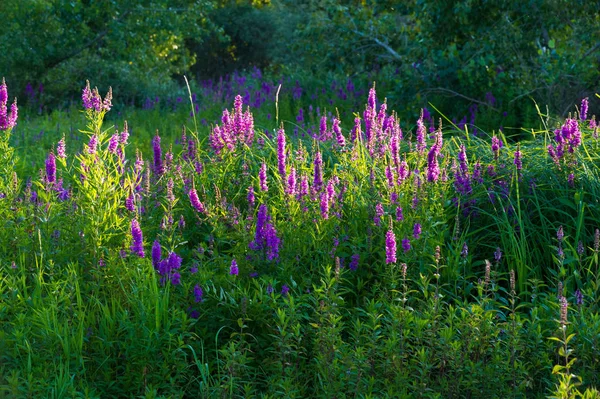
[1, 0, 600, 398]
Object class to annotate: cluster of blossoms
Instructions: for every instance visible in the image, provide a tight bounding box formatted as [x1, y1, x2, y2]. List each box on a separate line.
[249, 204, 281, 261]
[82, 80, 112, 112]
[209, 95, 255, 154]
[151, 240, 182, 285]
[0, 78, 18, 131]
[547, 118, 581, 165]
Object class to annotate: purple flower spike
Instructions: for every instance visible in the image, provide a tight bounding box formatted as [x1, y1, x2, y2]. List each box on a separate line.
[494, 247, 502, 263]
[313, 151, 323, 192]
[230, 259, 239, 276]
[87, 135, 98, 155]
[152, 240, 162, 269]
[413, 223, 422, 239]
[130, 219, 145, 258]
[461, 242, 468, 258]
[189, 188, 206, 213]
[277, 127, 287, 182]
[57, 137, 66, 159]
[259, 162, 268, 192]
[386, 228, 397, 264]
[193, 284, 203, 303]
[281, 284, 289, 297]
[247, 186, 255, 207]
[82, 80, 93, 110]
[153, 133, 163, 175]
[402, 237, 411, 253]
[581, 97, 589, 121]
[557, 226, 564, 242]
[108, 133, 119, 154]
[332, 117, 346, 147]
[46, 152, 56, 184]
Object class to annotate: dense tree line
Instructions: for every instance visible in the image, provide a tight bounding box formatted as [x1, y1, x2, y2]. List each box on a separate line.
[1, 0, 598, 117]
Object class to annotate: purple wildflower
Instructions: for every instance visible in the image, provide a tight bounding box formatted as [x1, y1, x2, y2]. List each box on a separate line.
[402, 237, 411, 253]
[87, 135, 98, 155]
[189, 188, 205, 213]
[0, 79, 18, 131]
[171, 272, 181, 285]
[125, 193, 136, 212]
[82, 80, 93, 109]
[332, 117, 346, 147]
[494, 247, 502, 263]
[416, 110, 427, 154]
[349, 254, 360, 270]
[193, 284, 203, 303]
[46, 152, 56, 184]
[281, 284, 289, 297]
[108, 133, 119, 154]
[56, 137, 66, 159]
[374, 203, 384, 226]
[320, 191, 329, 219]
[514, 145, 522, 171]
[461, 242, 468, 258]
[386, 228, 397, 264]
[413, 223, 422, 239]
[230, 259, 239, 275]
[287, 167, 297, 196]
[277, 127, 287, 181]
[313, 151, 323, 192]
[130, 219, 144, 257]
[153, 133, 163, 175]
[557, 226, 564, 242]
[259, 162, 268, 192]
[491, 135, 502, 160]
[266, 283, 274, 295]
[247, 186, 255, 207]
[581, 97, 589, 120]
[396, 207, 404, 221]
[152, 240, 161, 269]
[574, 289, 583, 306]
[120, 121, 129, 144]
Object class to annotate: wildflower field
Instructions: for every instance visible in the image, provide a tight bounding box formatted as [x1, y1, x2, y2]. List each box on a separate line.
[1, 74, 600, 399]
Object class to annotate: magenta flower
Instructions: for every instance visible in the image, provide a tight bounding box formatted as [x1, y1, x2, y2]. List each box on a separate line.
[230, 259, 239, 276]
[152, 240, 162, 269]
[396, 207, 404, 221]
[87, 134, 98, 155]
[153, 133, 163, 175]
[581, 97, 589, 120]
[193, 284, 203, 303]
[130, 219, 145, 257]
[513, 145, 522, 171]
[332, 117, 346, 147]
[45, 152, 56, 184]
[386, 228, 397, 264]
[108, 133, 119, 154]
[313, 151, 323, 192]
[287, 167, 297, 196]
[277, 127, 287, 181]
[413, 223, 422, 239]
[247, 186, 255, 207]
[188, 188, 205, 213]
[349, 253, 360, 270]
[259, 162, 268, 192]
[402, 237, 411, 253]
[56, 137, 66, 159]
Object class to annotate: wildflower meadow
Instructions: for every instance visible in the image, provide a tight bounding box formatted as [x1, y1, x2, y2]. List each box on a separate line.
[1, 72, 600, 399]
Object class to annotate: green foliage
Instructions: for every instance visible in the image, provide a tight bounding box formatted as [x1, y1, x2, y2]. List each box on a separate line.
[0, 0, 217, 106]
